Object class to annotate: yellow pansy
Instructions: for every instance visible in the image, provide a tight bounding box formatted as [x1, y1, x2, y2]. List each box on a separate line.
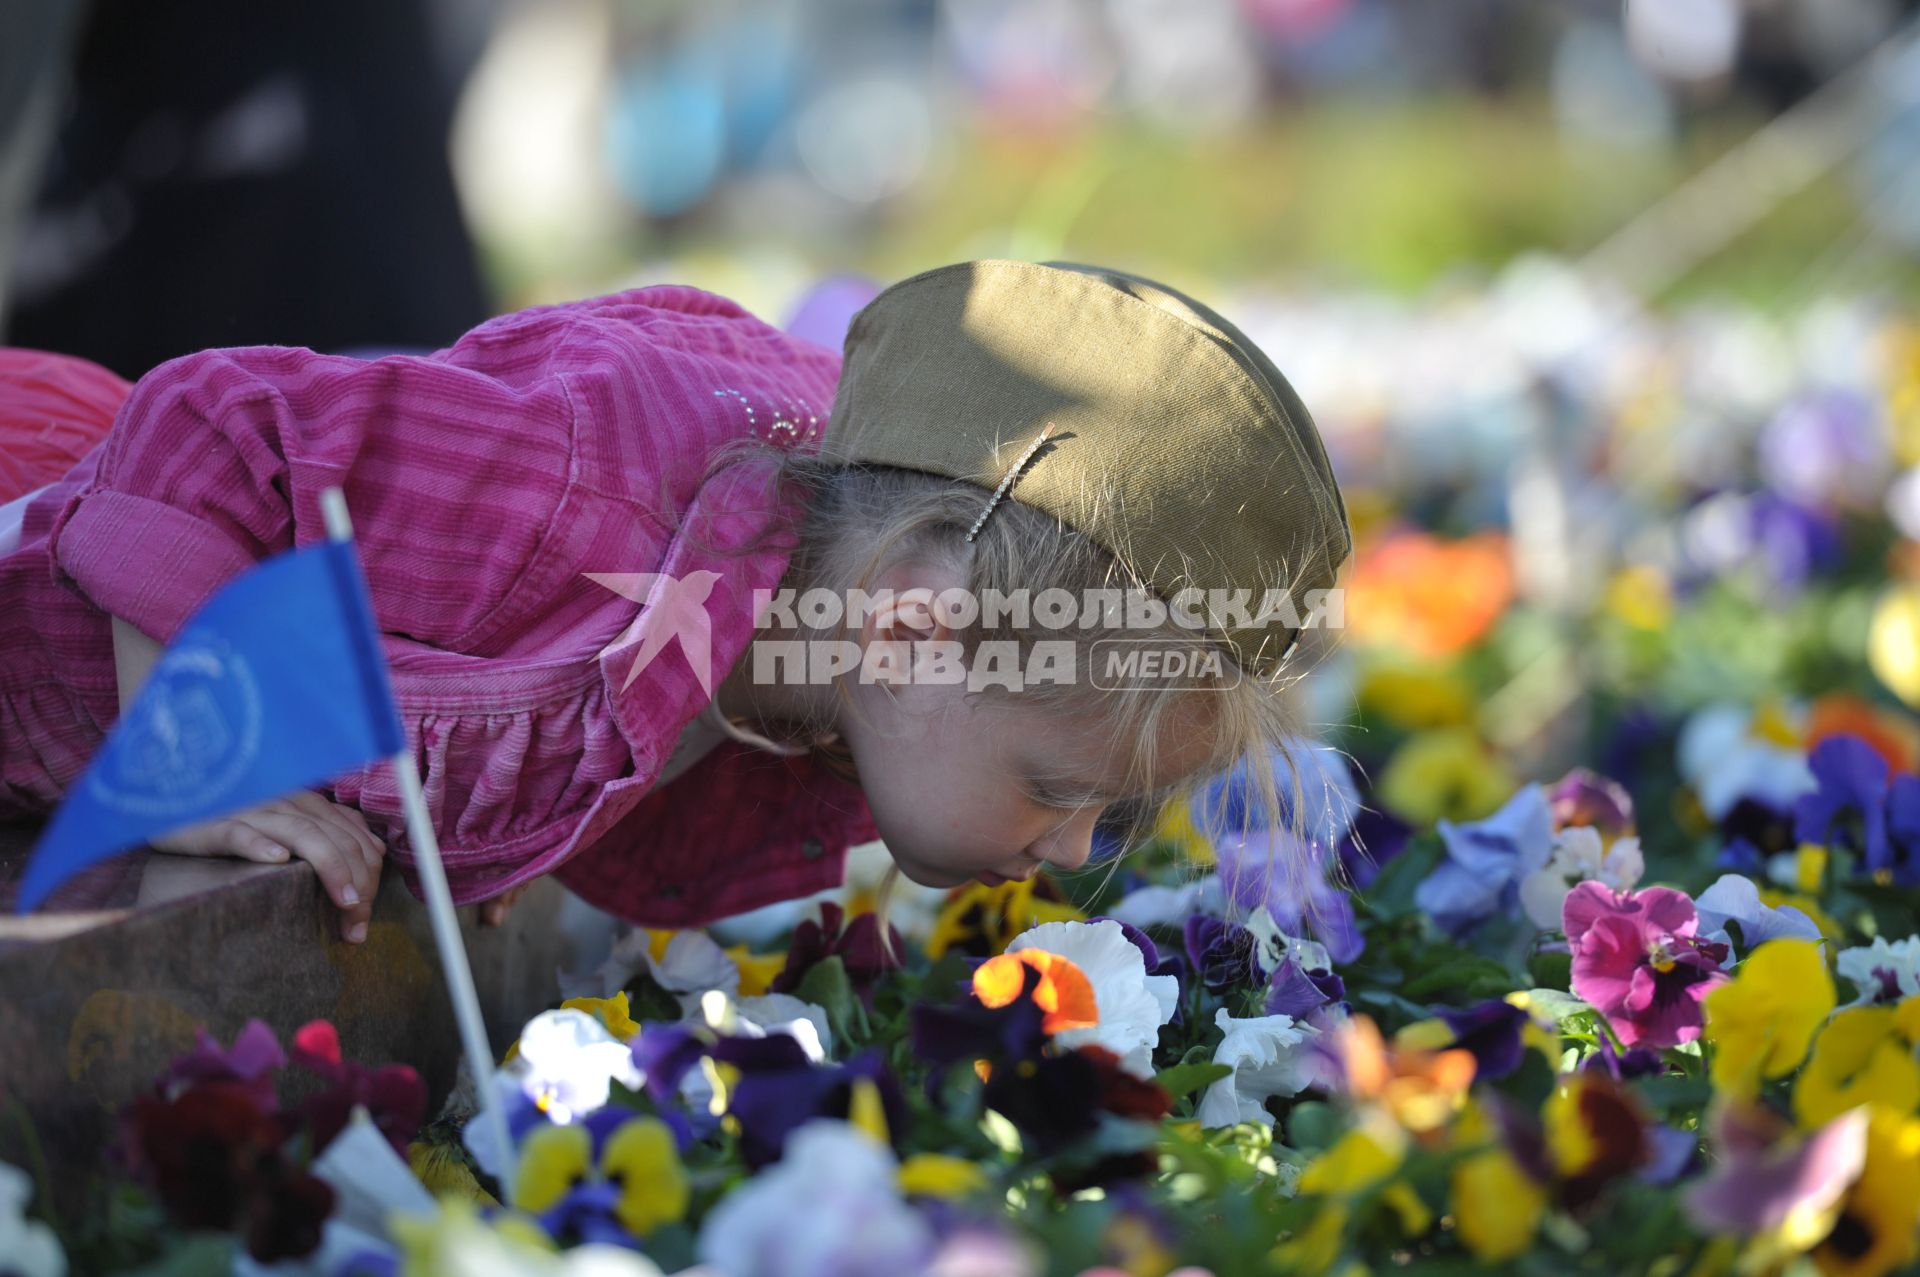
[726, 945, 787, 998]
[392, 1196, 555, 1275]
[603, 1116, 690, 1237]
[898, 1152, 989, 1199]
[1604, 563, 1673, 631]
[563, 992, 640, 1041]
[1868, 585, 1920, 710]
[1152, 798, 1216, 866]
[1451, 1148, 1548, 1262]
[512, 1121, 593, 1213]
[1270, 1203, 1349, 1276]
[1356, 661, 1476, 730]
[501, 992, 640, 1066]
[848, 1076, 891, 1146]
[1796, 1004, 1920, 1130]
[1812, 1108, 1920, 1277]
[1375, 730, 1513, 827]
[924, 878, 1084, 959]
[1299, 1118, 1408, 1198]
[1705, 940, 1836, 1098]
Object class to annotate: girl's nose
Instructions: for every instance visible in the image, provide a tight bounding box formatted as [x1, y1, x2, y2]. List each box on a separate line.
[1034, 811, 1099, 873]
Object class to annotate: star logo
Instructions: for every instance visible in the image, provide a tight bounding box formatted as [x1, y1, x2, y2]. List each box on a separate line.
[584, 570, 724, 697]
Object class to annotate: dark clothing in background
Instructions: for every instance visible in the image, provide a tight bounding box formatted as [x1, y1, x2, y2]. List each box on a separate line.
[5, 0, 489, 380]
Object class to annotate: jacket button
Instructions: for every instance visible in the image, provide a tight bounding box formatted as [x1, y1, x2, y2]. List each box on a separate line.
[801, 837, 825, 861]
[658, 885, 683, 899]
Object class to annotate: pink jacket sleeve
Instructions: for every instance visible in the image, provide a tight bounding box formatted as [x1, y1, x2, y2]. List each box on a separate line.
[45, 337, 576, 649]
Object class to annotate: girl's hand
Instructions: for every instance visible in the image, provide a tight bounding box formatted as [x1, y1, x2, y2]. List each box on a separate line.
[150, 789, 386, 944]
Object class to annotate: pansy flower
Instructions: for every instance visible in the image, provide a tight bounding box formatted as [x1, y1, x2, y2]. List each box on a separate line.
[1564, 883, 1729, 1049]
[1693, 873, 1822, 958]
[1837, 935, 1920, 1007]
[1703, 938, 1835, 1098]
[1183, 914, 1259, 992]
[1005, 920, 1179, 1078]
[1684, 1102, 1869, 1255]
[1547, 767, 1637, 840]
[513, 1113, 689, 1244]
[696, 1120, 935, 1277]
[0, 1163, 64, 1277]
[288, 1020, 427, 1159]
[157, 1019, 286, 1110]
[1213, 827, 1365, 963]
[1326, 1015, 1477, 1136]
[1792, 998, 1920, 1130]
[1541, 1072, 1650, 1211]
[1811, 1107, 1920, 1277]
[772, 901, 901, 1004]
[1416, 784, 1555, 938]
[122, 1084, 333, 1263]
[924, 876, 1085, 959]
[1519, 824, 1644, 930]
[1678, 702, 1815, 823]
[1195, 1009, 1319, 1129]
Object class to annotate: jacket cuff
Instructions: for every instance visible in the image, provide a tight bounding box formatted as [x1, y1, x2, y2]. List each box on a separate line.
[47, 486, 260, 645]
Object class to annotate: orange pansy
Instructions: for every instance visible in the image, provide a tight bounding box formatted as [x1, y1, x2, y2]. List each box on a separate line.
[972, 950, 1099, 1034]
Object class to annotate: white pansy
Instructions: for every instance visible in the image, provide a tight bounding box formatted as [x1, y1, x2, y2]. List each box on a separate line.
[1519, 826, 1646, 929]
[0, 1162, 64, 1277]
[566, 928, 743, 1007]
[1244, 905, 1334, 979]
[1109, 875, 1226, 931]
[1195, 1009, 1319, 1129]
[1836, 935, 1920, 1008]
[709, 840, 947, 949]
[1676, 703, 1814, 820]
[697, 1120, 934, 1277]
[1007, 920, 1177, 1077]
[464, 1008, 646, 1177]
[1693, 873, 1822, 957]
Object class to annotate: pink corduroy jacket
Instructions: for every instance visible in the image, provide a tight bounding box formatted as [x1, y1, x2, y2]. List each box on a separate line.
[0, 287, 878, 926]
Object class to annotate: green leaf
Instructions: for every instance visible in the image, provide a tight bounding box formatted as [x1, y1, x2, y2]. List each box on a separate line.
[1516, 987, 1593, 1027]
[1287, 1100, 1340, 1153]
[1403, 958, 1512, 1002]
[794, 955, 862, 1048]
[1155, 1061, 1234, 1100]
[1527, 950, 1573, 991]
[125, 1233, 238, 1277]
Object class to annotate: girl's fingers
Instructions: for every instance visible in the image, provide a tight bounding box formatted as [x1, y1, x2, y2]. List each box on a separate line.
[291, 791, 386, 877]
[237, 809, 370, 912]
[220, 822, 293, 864]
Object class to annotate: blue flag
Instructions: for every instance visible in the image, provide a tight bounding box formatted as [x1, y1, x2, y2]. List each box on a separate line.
[15, 537, 405, 913]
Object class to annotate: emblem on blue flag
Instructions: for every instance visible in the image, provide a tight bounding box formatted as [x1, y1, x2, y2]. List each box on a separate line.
[15, 535, 405, 913]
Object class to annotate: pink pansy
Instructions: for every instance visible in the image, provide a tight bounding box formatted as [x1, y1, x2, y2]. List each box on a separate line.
[1564, 882, 1730, 1049]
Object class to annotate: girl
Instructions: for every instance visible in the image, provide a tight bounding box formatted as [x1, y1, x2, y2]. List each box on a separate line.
[0, 260, 1351, 946]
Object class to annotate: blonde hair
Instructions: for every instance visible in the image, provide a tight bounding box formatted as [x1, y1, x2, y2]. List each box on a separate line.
[687, 437, 1344, 946]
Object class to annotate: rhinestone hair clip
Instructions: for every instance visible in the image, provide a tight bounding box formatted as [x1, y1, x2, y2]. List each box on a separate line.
[966, 421, 1058, 543]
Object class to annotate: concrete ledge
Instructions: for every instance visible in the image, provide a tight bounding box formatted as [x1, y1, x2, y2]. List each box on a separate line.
[0, 822, 583, 1213]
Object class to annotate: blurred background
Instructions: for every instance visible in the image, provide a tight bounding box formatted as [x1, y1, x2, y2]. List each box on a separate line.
[4, 0, 1920, 837]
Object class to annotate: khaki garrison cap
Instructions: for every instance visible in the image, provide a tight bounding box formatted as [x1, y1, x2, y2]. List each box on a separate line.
[821, 259, 1352, 675]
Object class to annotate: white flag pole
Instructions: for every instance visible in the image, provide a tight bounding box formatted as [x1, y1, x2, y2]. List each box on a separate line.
[318, 487, 517, 1193]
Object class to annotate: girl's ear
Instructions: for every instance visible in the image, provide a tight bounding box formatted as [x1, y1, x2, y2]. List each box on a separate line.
[867, 585, 945, 645]
[860, 560, 968, 647]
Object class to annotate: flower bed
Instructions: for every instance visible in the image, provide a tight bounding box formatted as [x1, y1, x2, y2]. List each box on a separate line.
[8, 294, 1920, 1276]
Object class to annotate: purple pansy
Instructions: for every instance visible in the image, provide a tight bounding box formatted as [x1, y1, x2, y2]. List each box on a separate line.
[1564, 883, 1729, 1049]
[1414, 784, 1556, 938]
[1264, 955, 1345, 1020]
[1434, 999, 1530, 1081]
[1548, 767, 1636, 840]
